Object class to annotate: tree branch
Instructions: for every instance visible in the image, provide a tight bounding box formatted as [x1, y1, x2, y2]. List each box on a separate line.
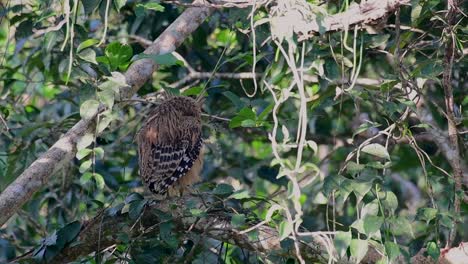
[0, 6, 214, 227]
[160, 0, 268, 8]
[19, 194, 323, 263]
[296, 0, 411, 40]
[441, 0, 463, 246]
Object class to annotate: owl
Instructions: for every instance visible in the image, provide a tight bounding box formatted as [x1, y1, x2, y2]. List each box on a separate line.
[137, 96, 204, 196]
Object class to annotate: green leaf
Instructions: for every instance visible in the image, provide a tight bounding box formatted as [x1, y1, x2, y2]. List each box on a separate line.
[230, 107, 256, 128]
[279, 220, 293, 240]
[76, 148, 92, 160]
[114, 0, 127, 10]
[78, 49, 98, 64]
[322, 174, 344, 196]
[160, 221, 178, 248]
[380, 191, 398, 213]
[351, 180, 373, 203]
[43, 231, 58, 246]
[213, 183, 234, 196]
[334, 54, 353, 68]
[361, 143, 390, 159]
[15, 20, 33, 40]
[78, 40, 99, 53]
[417, 208, 438, 223]
[257, 103, 273, 120]
[363, 215, 383, 235]
[105, 42, 133, 70]
[388, 216, 414, 237]
[353, 122, 381, 138]
[351, 219, 365, 234]
[229, 190, 251, 200]
[125, 193, 144, 203]
[241, 119, 256, 127]
[334, 231, 351, 258]
[426, 241, 440, 260]
[190, 208, 206, 217]
[97, 111, 115, 133]
[128, 200, 146, 220]
[80, 172, 93, 185]
[132, 53, 181, 66]
[82, 0, 100, 14]
[306, 140, 318, 154]
[56, 221, 81, 246]
[136, 2, 165, 12]
[350, 239, 368, 264]
[94, 147, 104, 159]
[346, 161, 365, 176]
[361, 200, 379, 218]
[79, 160, 92, 173]
[93, 173, 105, 189]
[80, 99, 100, 119]
[369, 34, 390, 49]
[411, 1, 423, 24]
[97, 89, 115, 108]
[231, 214, 246, 228]
[107, 203, 124, 216]
[182, 86, 204, 96]
[384, 241, 400, 261]
[338, 178, 354, 202]
[99, 72, 128, 92]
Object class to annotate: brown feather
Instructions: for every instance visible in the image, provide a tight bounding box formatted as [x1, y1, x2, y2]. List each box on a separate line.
[136, 96, 203, 197]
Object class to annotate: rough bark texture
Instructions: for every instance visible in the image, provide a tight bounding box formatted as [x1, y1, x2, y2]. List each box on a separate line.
[297, 0, 411, 39]
[0, 6, 214, 227]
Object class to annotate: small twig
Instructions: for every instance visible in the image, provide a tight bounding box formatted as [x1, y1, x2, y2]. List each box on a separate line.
[201, 113, 230, 122]
[32, 19, 67, 38]
[127, 34, 153, 46]
[0, 113, 9, 131]
[170, 72, 260, 89]
[443, 0, 463, 247]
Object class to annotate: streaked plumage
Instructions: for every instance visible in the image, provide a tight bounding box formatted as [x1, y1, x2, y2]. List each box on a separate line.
[137, 96, 203, 196]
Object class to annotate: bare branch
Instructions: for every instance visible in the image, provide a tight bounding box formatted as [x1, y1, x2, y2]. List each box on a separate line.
[0, 6, 214, 227]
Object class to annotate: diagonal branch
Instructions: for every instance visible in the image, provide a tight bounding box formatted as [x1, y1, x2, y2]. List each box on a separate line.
[0, 6, 214, 227]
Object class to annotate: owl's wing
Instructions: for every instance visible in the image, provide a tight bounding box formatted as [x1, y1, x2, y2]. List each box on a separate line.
[147, 137, 203, 195]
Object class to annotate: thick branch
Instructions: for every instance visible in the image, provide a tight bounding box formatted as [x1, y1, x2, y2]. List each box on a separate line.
[0, 6, 214, 227]
[297, 0, 410, 40]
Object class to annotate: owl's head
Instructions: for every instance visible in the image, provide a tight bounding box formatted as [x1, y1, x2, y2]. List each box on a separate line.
[165, 96, 202, 118]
